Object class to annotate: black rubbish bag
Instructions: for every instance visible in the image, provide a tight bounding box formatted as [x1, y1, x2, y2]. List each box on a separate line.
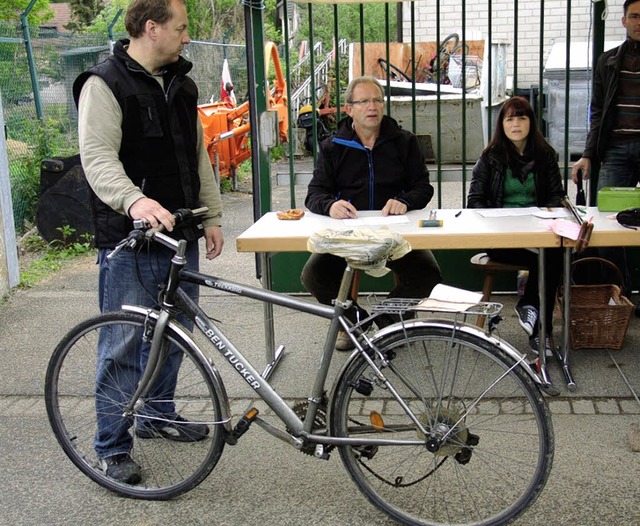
[616, 208, 640, 228]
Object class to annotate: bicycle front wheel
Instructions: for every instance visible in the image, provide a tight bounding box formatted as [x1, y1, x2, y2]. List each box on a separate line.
[45, 311, 225, 499]
[330, 325, 553, 526]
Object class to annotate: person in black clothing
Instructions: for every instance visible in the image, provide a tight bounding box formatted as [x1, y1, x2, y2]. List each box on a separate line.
[571, 0, 640, 298]
[468, 96, 564, 357]
[302, 76, 442, 350]
[74, 0, 224, 484]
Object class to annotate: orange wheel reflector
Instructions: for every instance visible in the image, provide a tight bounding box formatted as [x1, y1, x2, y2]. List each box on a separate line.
[370, 411, 384, 431]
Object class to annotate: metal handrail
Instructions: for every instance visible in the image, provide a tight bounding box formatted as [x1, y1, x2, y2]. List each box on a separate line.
[290, 39, 347, 123]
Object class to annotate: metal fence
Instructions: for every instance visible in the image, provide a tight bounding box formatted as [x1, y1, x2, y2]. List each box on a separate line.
[272, 0, 625, 212]
[0, 20, 245, 236]
[0, 2, 627, 235]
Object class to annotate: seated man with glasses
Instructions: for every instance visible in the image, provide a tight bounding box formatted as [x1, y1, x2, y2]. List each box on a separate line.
[302, 75, 442, 350]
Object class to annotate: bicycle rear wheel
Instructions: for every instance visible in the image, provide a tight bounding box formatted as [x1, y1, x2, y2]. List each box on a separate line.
[45, 311, 225, 499]
[330, 325, 553, 526]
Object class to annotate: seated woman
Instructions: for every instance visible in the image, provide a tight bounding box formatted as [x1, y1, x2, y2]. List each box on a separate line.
[467, 96, 564, 357]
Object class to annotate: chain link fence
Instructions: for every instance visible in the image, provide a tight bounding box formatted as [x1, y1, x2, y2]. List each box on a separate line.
[0, 20, 245, 237]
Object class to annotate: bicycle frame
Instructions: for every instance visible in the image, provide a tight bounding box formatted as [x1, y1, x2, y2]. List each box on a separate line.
[120, 223, 554, 456]
[123, 230, 431, 450]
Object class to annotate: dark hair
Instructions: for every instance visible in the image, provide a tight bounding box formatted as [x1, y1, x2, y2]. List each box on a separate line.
[624, 0, 640, 15]
[482, 96, 552, 164]
[125, 0, 184, 38]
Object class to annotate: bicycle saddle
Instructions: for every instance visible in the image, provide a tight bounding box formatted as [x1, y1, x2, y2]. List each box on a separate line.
[307, 227, 411, 276]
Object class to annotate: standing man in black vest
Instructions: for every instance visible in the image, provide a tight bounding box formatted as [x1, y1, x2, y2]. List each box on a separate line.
[74, 0, 223, 484]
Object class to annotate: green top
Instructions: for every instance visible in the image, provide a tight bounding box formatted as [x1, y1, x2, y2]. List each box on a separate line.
[502, 168, 535, 208]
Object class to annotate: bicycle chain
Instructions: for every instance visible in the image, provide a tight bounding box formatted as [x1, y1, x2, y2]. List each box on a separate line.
[357, 453, 448, 488]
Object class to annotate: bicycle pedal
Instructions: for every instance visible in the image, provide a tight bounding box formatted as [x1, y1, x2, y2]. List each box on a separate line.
[353, 444, 378, 460]
[225, 407, 259, 445]
[314, 444, 330, 460]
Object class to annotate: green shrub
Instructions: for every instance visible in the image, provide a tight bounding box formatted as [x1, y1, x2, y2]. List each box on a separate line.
[19, 227, 94, 288]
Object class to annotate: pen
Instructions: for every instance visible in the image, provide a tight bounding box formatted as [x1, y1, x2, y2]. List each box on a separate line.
[346, 199, 356, 218]
[455, 210, 462, 218]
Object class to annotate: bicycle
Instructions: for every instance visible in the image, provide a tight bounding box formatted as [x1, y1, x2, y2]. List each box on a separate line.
[45, 208, 555, 526]
[377, 34, 467, 86]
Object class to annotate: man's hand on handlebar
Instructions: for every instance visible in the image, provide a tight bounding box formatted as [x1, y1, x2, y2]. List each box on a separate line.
[129, 197, 176, 232]
[109, 207, 211, 260]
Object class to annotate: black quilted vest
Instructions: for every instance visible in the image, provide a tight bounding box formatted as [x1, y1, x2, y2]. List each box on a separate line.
[73, 39, 201, 248]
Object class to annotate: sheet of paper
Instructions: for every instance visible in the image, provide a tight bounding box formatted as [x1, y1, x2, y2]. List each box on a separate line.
[546, 218, 581, 240]
[477, 207, 571, 219]
[412, 284, 483, 313]
[533, 209, 572, 219]
[341, 215, 410, 226]
[477, 207, 540, 218]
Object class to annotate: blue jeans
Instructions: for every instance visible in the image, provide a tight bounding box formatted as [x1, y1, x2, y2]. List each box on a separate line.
[595, 142, 640, 295]
[94, 241, 199, 459]
[597, 142, 640, 191]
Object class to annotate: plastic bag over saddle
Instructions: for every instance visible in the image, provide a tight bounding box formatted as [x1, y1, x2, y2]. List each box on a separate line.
[307, 227, 411, 277]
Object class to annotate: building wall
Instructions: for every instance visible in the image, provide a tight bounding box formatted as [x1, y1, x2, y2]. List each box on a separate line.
[404, 0, 628, 87]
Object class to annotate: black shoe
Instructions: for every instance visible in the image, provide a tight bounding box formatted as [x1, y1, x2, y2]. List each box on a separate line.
[376, 310, 415, 329]
[100, 453, 142, 484]
[136, 415, 210, 442]
[515, 304, 538, 336]
[529, 335, 553, 358]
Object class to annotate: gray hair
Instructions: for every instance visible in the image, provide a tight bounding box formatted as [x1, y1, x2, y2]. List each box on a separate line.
[344, 76, 385, 103]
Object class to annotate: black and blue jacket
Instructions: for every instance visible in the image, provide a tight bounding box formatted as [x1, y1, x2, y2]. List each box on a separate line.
[305, 115, 434, 215]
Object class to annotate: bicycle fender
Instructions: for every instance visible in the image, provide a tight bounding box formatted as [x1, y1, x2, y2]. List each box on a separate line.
[354, 319, 544, 388]
[121, 305, 232, 431]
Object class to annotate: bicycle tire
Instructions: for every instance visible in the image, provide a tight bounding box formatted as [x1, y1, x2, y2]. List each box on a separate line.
[45, 311, 225, 499]
[439, 33, 460, 55]
[330, 325, 554, 526]
[377, 58, 413, 83]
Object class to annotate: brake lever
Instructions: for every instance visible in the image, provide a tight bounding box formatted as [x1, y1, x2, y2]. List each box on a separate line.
[107, 230, 146, 260]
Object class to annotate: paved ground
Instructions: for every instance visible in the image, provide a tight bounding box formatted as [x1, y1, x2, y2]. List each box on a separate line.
[1, 171, 639, 525]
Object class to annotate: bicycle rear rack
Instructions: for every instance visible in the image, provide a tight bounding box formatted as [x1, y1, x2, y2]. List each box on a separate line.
[371, 297, 503, 319]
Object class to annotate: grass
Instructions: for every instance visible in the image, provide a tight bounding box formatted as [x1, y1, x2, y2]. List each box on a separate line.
[18, 228, 95, 289]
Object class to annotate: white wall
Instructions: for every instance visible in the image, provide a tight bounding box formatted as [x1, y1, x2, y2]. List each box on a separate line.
[404, 0, 628, 87]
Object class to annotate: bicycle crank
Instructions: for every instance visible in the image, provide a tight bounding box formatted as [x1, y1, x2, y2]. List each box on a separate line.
[289, 399, 334, 456]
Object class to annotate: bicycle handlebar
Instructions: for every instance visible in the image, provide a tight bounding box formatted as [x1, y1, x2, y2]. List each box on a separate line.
[108, 207, 209, 260]
[131, 207, 209, 230]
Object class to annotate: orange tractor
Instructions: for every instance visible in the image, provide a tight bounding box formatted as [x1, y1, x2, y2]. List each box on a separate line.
[198, 42, 289, 188]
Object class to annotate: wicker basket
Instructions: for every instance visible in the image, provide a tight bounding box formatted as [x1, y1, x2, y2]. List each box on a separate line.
[560, 257, 633, 350]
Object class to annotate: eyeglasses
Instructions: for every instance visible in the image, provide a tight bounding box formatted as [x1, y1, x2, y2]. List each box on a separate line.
[348, 97, 384, 106]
